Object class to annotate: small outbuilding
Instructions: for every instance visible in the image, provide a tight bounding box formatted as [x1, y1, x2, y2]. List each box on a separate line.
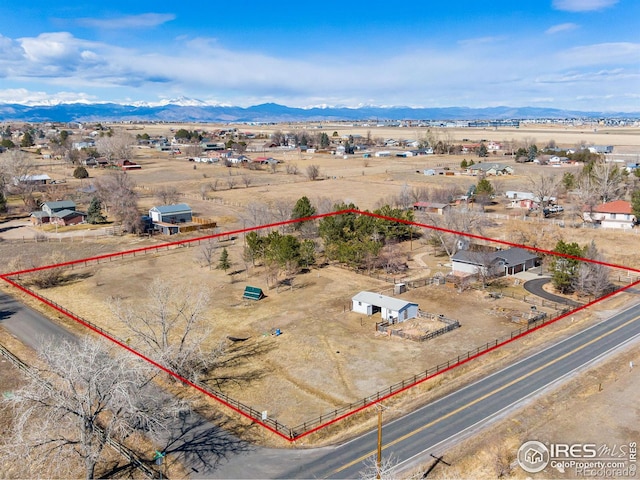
[352, 291, 418, 324]
[243, 286, 265, 301]
[149, 203, 192, 224]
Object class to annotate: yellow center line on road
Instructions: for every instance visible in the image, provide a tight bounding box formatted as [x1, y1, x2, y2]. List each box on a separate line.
[331, 314, 640, 475]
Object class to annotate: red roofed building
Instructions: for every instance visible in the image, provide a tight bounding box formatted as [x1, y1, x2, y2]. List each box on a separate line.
[583, 200, 636, 229]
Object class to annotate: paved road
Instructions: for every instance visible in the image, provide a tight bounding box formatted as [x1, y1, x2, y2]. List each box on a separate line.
[212, 302, 640, 479]
[523, 277, 581, 307]
[0, 291, 77, 349]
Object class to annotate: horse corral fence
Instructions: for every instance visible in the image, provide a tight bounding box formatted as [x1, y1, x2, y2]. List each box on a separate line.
[376, 311, 461, 342]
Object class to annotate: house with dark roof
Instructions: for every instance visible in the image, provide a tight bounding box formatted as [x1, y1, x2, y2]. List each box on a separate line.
[451, 247, 540, 277]
[352, 291, 419, 325]
[583, 200, 636, 229]
[30, 200, 86, 226]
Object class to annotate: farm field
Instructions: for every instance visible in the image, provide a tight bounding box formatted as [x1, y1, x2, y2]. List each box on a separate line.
[1, 122, 640, 443]
[21, 233, 561, 427]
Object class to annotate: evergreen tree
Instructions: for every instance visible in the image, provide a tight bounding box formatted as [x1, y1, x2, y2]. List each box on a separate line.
[20, 131, 34, 148]
[632, 189, 640, 223]
[217, 247, 231, 272]
[0, 191, 7, 213]
[550, 240, 584, 294]
[73, 166, 89, 179]
[477, 142, 488, 157]
[460, 159, 468, 168]
[291, 196, 316, 229]
[86, 196, 107, 224]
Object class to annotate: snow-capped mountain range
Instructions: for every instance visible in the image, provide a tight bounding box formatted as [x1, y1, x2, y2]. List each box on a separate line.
[0, 97, 638, 123]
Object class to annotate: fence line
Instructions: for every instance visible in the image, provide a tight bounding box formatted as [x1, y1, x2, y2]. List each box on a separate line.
[0, 343, 158, 479]
[7, 276, 575, 440]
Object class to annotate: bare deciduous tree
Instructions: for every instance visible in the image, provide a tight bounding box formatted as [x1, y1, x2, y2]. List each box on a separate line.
[199, 238, 218, 270]
[156, 185, 181, 205]
[591, 160, 624, 203]
[2, 336, 187, 480]
[245, 201, 272, 228]
[528, 172, 560, 209]
[95, 132, 134, 163]
[306, 164, 320, 181]
[226, 176, 236, 190]
[109, 279, 225, 382]
[359, 453, 398, 480]
[285, 163, 299, 175]
[422, 208, 484, 257]
[0, 149, 38, 210]
[241, 175, 252, 188]
[573, 240, 611, 297]
[95, 171, 141, 233]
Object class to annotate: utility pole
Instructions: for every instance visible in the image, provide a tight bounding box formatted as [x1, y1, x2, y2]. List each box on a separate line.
[376, 404, 383, 479]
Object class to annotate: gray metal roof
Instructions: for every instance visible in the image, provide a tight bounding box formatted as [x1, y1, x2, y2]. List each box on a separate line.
[352, 291, 417, 312]
[43, 200, 76, 211]
[151, 203, 192, 215]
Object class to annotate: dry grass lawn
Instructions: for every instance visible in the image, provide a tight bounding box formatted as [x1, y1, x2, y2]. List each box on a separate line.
[1, 122, 640, 447]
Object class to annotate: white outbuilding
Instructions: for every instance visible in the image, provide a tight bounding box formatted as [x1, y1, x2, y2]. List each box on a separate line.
[351, 291, 419, 325]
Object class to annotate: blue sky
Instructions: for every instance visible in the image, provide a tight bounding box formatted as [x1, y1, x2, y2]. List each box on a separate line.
[0, 0, 638, 111]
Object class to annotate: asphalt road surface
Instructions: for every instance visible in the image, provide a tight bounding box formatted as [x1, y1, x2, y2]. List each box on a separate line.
[523, 277, 581, 307]
[0, 291, 77, 349]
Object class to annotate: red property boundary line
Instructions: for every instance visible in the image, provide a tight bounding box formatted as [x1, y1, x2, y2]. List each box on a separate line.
[2, 209, 639, 442]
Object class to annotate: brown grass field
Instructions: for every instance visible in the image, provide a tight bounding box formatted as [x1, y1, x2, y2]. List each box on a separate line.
[1, 122, 640, 451]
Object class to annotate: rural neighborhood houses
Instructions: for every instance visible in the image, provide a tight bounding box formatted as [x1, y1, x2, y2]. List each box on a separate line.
[582, 200, 636, 229]
[352, 291, 419, 324]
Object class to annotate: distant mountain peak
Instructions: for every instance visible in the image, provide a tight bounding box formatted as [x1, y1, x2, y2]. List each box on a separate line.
[0, 101, 637, 123]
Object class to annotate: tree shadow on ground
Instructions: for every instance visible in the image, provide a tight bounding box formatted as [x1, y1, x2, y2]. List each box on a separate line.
[205, 337, 276, 390]
[160, 410, 253, 476]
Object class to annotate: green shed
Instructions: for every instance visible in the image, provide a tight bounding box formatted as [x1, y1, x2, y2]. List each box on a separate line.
[243, 286, 265, 301]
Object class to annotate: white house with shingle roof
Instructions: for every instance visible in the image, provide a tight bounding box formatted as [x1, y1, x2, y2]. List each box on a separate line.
[352, 291, 418, 324]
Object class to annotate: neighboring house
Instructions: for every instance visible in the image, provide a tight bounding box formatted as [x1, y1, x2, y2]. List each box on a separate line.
[13, 174, 51, 186]
[30, 200, 86, 226]
[351, 291, 419, 325]
[588, 145, 614, 154]
[582, 200, 636, 229]
[451, 247, 540, 277]
[466, 163, 514, 176]
[42, 200, 76, 217]
[505, 191, 556, 209]
[413, 202, 451, 215]
[374, 151, 392, 157]
[51, 209, 87, 226]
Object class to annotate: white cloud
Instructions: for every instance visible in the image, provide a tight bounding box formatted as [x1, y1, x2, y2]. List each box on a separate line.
[75, 13, 176, 29]
[552, 0, 618, 12]
[557, 42, 640, 67]
[545, 23, 579, 34]
[0, 31, 638, 111]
